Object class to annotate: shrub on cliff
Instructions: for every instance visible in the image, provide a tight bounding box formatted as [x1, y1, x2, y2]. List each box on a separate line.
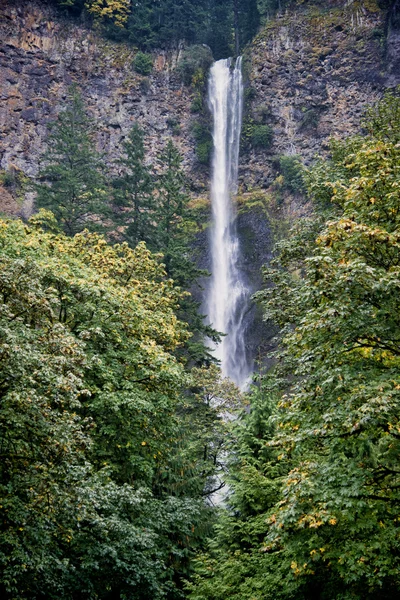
[191, 121, 213, 166]
[177, 45, 213, 87]
[278, 154, 305, 194]
[251, 124, 273, 149]
[242, 120, 274, 150]
[132, 51, 153, 75]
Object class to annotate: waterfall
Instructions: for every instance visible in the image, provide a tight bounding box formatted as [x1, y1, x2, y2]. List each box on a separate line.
[207, 57, 253, 390]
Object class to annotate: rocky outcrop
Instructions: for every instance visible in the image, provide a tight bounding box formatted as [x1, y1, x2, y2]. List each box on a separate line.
[240, 0, 393, 190]
[0, 0, 397, 212]
[0, 0, 204, 215]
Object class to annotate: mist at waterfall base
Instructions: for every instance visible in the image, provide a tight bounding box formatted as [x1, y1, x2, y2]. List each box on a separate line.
[206, 57, 254, 391]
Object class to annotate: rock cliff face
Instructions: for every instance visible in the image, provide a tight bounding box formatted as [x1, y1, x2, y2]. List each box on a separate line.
[0, 0, 398, 211]
[0, 0, 203, 215]
[0, 0, 398, 365]
[240, 0, 398, 191]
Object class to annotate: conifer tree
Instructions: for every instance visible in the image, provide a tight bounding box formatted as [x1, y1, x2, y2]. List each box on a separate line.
[153, 139, 190, 275]
[36, 86, 108, 236]
[113, 123, 155, 247]
[154, 140, 220, 365]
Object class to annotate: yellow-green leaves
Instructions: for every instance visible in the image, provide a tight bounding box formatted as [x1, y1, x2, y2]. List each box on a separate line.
[0, 214, 202, 598]
[85, 0, 130, 26]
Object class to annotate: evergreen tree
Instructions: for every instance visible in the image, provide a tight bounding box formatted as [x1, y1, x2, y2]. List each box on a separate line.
[36, 86, 108, 236]
[113, 123, 156, 247]
[153, 140, 190, 274]
[154, 140, 220, 365]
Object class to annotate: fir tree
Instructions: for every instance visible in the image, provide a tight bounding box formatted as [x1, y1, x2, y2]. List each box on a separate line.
[113, 123, 155, 247]
[153, 139, 190, 274]
[36, 86, 108, 236]
[154, 140, 220, 365]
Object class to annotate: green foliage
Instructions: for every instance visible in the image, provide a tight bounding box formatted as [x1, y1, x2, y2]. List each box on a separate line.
[132, 50, 153, 75]
[251, 124, 273, 149]
[363, 86, 400, 143]
[191, 121, 213, 166]
[190, 93, 204, 114]
[243, 120, 274, 150]
[56, 0, 130, 25]
[202, 0, 234, 59]
[189, 91, 400, 600]
[112, 123, 156, 247]
[0, 169, 17, 189]
[196, 141, 213, 165]
[299, 107, 321, 130]
[0, 167, 29, 203]
[36, 85, 109, 236]
[151, 140, 218, 365]
[0, 214, 218, 598]
[177, 46, 213, 88]
[171, 364, 245, 499]
[85, 0, 131, 27]
[236, 0, 260, 50]
[244, 86, 257, 101]
[278, 154, 306, 194]
[186, 379, 299, 600]
[51, 0, 266, 57]
[167, 117, 181, 135]
[257, 0, 291, 23]
[258, 137, 400, 598]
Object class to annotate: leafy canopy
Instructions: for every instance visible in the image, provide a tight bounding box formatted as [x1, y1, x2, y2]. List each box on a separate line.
[0, 213, 213, 600]
[188, 88, 400, 600]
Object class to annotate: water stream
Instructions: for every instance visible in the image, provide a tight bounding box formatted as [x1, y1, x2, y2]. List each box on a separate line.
[207, 57, 253, 390]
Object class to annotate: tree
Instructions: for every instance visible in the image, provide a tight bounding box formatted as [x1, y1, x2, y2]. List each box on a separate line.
[254, 93, 400, 598]
[186, 378, 299, 600]
[85, 0, 131, 27]
[170, 364, 244, 499]
[152, 140, 189, 270]
[0, 212, 211, 599]
[36, 86, 108, 236]
[188, 90, 400, 600]
[112, 123, 156, 247]
[153, 140, 220, 366]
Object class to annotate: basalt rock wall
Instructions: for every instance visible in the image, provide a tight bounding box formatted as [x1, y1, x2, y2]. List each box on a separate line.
[0, 0, 203, 216]
[240, 0, 399, 191]
[0, 0, 398, 213]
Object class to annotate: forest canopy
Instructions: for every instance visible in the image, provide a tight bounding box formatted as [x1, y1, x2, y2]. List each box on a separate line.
[3, 1, 400, 596]
[0, 213, 234, 599]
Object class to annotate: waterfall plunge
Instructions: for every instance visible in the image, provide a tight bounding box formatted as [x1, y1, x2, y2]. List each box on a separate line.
[207, 57, 253, 390]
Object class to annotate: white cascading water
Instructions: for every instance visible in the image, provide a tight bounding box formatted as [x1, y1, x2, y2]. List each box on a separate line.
[207, 57, 253, 390]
